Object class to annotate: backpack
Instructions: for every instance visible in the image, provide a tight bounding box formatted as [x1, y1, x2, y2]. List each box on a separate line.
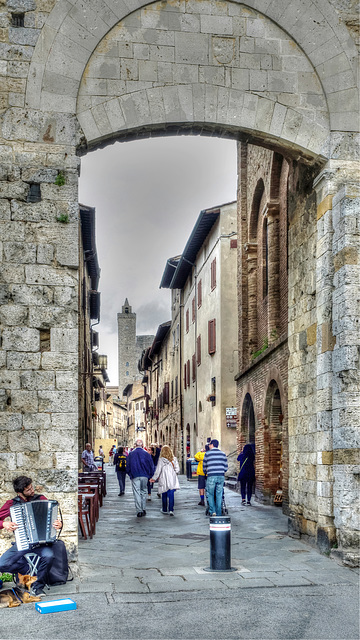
[117, 455, 126, 472]
[47, 539, 70, 586]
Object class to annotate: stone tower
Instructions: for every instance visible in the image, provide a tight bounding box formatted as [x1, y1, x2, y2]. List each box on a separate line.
[117, 299, 154, 398]
[117, 299, 137, 397]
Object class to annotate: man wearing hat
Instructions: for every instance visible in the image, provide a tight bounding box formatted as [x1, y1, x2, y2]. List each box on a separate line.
[202, 439, 228, 516]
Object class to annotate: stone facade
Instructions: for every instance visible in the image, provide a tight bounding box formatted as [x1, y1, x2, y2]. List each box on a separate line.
[0, 0, 358, 564]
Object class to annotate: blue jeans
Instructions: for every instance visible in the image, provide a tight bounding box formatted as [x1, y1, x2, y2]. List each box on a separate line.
[162, 490, 175, 512]
[0, 543, 55, 589]
[206, 476, 225, 516]
[116, 471, 126, 493]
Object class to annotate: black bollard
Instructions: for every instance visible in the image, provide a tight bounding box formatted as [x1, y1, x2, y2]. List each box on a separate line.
[204, 515, 236, 572]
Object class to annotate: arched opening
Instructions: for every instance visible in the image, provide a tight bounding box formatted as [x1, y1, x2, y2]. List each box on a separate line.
[241, 393, 256, 447]
[186, 423, 191, 458]
[264, 381, 283, 504]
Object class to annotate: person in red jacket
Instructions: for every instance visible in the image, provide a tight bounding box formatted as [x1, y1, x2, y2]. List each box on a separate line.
[0, 475, 62, 597]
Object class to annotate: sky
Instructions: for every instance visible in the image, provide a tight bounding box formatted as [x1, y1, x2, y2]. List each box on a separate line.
[78, 135, 238, 384]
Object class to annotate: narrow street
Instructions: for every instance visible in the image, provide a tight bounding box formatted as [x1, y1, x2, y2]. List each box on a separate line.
[2, 468, 359, 640]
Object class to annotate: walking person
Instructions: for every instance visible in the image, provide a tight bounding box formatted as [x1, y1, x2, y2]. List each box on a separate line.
[194, 445, 209, 506]
[202, 439, 228, 516]
[114, 446, 127, 496]
[237, 444, 255, 505]
[147, 444, 161, 501]
[126, 439, 155, 517]
[150, 445, 180, 516]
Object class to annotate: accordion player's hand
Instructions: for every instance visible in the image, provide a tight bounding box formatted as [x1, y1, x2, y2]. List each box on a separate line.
[3, 521, 18, 531]
[53, 518, 63, 530]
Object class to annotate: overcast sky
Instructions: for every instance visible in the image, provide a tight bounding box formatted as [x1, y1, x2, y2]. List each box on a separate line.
[78, 135, 237, 384]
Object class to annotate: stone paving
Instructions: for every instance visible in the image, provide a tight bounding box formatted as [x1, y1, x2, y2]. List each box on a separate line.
[1, 467, 359, 639]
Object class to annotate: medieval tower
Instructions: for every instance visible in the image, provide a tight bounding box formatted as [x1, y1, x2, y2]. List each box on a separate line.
[117, 299, 154, 397]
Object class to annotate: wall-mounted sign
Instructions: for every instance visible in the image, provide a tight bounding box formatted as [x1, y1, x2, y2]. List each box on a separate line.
[226, 407, 237, 417]
[226, 419, 237, 428]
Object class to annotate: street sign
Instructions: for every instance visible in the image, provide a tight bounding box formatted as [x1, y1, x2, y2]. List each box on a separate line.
[226, 407, 237, 417]
[226, 419, 237, 428]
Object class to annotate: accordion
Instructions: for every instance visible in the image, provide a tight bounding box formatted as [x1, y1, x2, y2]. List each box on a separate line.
[10, 500, 59, 551]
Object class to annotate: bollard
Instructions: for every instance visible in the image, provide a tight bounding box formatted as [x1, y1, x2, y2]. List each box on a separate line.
[204, 515, 236, 572]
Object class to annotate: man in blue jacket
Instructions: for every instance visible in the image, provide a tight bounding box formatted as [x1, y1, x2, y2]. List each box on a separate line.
[203, 439, 228, 516]
[126, 439, 155, 517]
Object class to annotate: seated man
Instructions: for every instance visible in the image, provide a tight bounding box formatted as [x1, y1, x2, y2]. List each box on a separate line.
[0, 475, 62, 597]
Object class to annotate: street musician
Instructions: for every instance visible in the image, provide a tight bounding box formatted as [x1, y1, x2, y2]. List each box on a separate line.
[0, 476, 62, 597]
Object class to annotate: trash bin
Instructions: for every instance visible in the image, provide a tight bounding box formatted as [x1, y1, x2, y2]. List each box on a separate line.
[204, 515, 236, 572]
[94, 456, 104, 471]
[186, 458, 197, 480]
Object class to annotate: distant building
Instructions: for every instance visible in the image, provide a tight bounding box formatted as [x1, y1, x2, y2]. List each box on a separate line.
[117, 299, 154, 397]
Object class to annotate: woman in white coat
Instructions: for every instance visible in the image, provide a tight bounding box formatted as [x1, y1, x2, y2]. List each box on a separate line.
[150, 445, 180, 516]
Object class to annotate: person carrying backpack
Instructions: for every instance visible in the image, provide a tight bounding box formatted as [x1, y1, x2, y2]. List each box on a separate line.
[114, 447, 127, 496]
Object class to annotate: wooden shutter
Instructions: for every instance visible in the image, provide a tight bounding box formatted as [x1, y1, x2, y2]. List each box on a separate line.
[197, 279, 202, 307]
[184, 363, 187, 389]
[197, 335, 201, 366]
[192, 353, 196, 381]
[186, 308, 189, 333]
[211, 257, 217, 290]
[208, 318, 216, 354]
[192, 297, 195, 323]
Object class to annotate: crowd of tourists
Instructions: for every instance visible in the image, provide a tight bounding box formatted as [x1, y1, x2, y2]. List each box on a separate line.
[97, 438, 255, 518]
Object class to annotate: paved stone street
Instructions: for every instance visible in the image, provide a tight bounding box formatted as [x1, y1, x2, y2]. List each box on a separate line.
[1, 468, 359, 640]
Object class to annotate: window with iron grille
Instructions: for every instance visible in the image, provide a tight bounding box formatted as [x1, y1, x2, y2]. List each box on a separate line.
[197, 279, 202, 307]
[186, 360, 190, 387]
[186, 308, 189, 333]
[27, 183, 41, 203]
[192, 353, 196, 382]
[12, 13, 24, 26]
[208, 318, 216, 354]
[211, 257, 217, 290]
[191, 297, 195, 323]
[196, 335, 201, 366]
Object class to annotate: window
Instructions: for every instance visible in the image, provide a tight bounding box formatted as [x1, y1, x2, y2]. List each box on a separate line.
[208, 319, 216, 355]
[12, 13, 24, 26]
[263, 217, 268, 298]
[184, 364, 187, 390]
[196, 335, 201, 366]
[126, 371, 129, 376]
[197, 279, 202, 308]
[211, 257, 217, 290]
[163, 382, 169, 405]
[186, 308, 189, 333]
[186, 360, 190, 388]
[192, 353, 196, 382]
[27, 183, 41, 203]
[175, 375, 178, 397]
[176, 323, 180, 343]
[171, 380, 174, 401]
[192, 297, 195, 323]
[126, 362, 129, 367]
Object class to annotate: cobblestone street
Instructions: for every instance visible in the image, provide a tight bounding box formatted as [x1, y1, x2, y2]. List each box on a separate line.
[2, 468, 359, 640]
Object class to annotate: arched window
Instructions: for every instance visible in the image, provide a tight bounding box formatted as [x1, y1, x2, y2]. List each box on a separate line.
[242, 393, 256, 445]
[262, 216, 268, 298]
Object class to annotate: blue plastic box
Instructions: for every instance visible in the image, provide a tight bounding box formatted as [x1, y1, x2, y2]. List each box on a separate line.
[35, 598, 77, 614]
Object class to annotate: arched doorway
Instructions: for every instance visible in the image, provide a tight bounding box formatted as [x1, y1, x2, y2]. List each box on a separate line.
[264, 381, 284, 504]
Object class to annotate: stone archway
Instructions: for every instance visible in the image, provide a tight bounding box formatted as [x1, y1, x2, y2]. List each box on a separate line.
[0, 0, 359, 562]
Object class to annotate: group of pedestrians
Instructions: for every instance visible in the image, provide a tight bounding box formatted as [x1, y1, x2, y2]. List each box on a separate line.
[115, 439, 180, 517]
[194, 441, 255, 514]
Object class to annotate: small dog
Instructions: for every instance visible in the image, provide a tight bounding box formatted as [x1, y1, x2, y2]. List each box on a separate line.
[16, 573, 37, 591]
[0, 589, 21, 608]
